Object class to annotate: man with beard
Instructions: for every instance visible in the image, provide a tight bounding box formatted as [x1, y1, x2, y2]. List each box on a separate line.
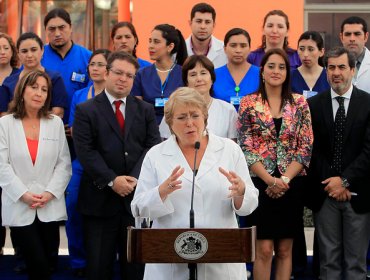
[340, 16, 370, 94]
[42, 7, 92, 124]
[340, 16, 370, 278]
[307, 46, 370, 280]
[185, 2, 227, 69]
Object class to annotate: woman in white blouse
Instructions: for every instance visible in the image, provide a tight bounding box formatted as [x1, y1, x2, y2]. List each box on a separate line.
[132, 87, 258, 280]
[0, 70, 71, 280]
[160, 55, 238, 140]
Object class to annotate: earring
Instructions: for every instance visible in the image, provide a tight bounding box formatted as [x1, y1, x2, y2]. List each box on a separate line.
[262, 73, 265, 83]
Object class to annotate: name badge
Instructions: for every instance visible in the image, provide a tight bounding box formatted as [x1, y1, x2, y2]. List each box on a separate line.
[230, 96, 241, 105]
[303, 90, 318, 98]
[71, 72, 86, 83]
[155, 97, 169, 107]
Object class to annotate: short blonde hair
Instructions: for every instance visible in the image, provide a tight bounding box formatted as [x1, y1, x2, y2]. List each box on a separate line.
[164, 87, 208, 133]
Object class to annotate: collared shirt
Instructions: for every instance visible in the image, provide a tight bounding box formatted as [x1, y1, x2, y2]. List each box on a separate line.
[190, 36, 211, 56]
[105, 90, 127, 118]
[330, 84, 353, 119]
[48, 40, 74, 60]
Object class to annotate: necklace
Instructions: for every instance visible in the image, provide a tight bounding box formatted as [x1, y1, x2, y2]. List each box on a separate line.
[31, 125, 37, 129]
[155, 63, 175, 73]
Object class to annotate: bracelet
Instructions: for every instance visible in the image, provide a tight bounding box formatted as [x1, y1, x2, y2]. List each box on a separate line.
[266, 177, 277, 190]
[268, 177, 276, 188]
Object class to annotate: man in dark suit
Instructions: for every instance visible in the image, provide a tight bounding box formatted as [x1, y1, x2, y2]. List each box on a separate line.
[307, 46, 370, 280]
[73, 51, 161, 280]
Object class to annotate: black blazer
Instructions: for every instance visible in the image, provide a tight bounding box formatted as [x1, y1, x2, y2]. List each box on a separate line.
[73, 92, 161, 217]
[307, 87, 370, 213]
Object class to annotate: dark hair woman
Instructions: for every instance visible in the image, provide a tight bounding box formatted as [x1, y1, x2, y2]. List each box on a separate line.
[213, 28, 260, 110]
[238, 48, 313, 279]
[291, 31, 329, 98]
[159, 55, 237, 140]
[131, 24, 188, 123]
[0, 32, 68, 118]
[111, 21, 151, 69]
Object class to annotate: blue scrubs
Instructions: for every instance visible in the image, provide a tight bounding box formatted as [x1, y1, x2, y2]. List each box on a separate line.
[0, 69, 68, 113]
[138, 58, 151, 68]
[65, 85, 96, 270]
[213, 64, 259, 110]
[41, 43, 92, 123]
[291, 68, 330, 94]
[131, 64, 183, 123]
[247, 47, 302, 70]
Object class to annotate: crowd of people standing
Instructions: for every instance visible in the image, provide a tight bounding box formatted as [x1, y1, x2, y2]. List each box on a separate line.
[0, 2, 370, 280]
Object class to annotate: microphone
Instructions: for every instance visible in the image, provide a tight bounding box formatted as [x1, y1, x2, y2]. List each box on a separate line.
[189, 141, 200, 280]
[190, 141, 200, 229]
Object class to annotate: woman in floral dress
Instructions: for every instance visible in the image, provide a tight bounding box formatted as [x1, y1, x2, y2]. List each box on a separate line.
[237, 48, 313, 280]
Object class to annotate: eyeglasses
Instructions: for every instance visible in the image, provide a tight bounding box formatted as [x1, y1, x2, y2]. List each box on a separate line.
[109, 68, 136, 80]
[173, 113, 202, 122]
[89, 62, 107, 68]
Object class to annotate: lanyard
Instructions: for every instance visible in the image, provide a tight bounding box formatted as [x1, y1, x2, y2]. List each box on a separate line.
[234, 86, 240, 97]
[87, 85, 95, 99]
[160, 65, 175, 98]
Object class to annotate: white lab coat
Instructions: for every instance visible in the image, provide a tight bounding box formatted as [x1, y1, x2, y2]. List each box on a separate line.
[0, 114, 72, 226]
[186, 36, 227, 69]
[353, 47, 370, 94]
[131, 133, 258, 280]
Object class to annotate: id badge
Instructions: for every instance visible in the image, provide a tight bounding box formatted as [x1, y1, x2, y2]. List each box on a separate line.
[230, 96, 241, 105]
[155, 97, 168, 107]
[303, 90, 318, 98]
[71, 72, 86, 83]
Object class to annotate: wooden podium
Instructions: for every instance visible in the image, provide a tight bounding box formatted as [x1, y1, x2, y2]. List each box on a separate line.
[127, 226, 256, 263]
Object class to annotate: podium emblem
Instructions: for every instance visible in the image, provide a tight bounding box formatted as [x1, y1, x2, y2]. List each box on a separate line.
[174, 231, 208, 260]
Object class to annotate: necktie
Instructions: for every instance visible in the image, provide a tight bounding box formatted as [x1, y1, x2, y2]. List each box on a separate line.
[332, 96, 346, 173]
[114, 100, 125, 132]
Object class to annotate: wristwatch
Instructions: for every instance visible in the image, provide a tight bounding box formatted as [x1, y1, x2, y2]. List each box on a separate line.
[341, 177, 350, 189]
[281, 175, 291, 184]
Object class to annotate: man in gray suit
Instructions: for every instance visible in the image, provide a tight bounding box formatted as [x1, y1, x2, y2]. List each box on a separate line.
[307, 47, 370, 280]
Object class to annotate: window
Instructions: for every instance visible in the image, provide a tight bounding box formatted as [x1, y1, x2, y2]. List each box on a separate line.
[305, 1, 370, 50]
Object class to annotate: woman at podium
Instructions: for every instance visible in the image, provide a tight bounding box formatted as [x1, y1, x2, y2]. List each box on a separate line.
[132, 87, 259, 280]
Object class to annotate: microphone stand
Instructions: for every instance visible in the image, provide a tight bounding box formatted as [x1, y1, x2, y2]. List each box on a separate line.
[189, 141, 200, 280]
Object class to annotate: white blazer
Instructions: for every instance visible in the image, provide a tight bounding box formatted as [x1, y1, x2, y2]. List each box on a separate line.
[186, 35, 227, 69]
[131, 133, 258, 280]
[353, 47, 370, 94]
[0, 114, 72, 226]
